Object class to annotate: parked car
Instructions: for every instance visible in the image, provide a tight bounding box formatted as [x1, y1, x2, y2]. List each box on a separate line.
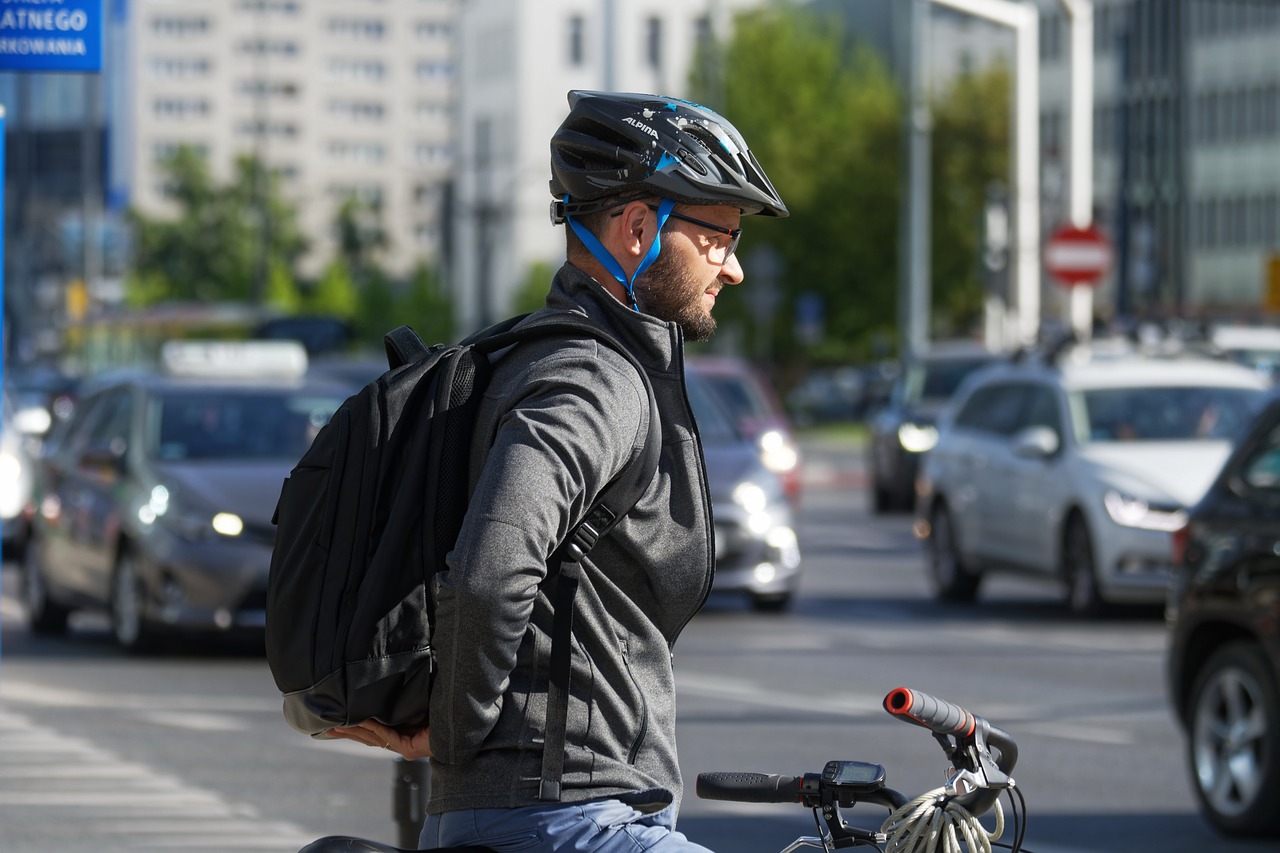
[916, 351, 1271, 614]
[2, 389, 36, 559]
[5, 363, 81, 445]
[686, 370, 801, 611]
[1167, 396, 1280, 838]
[687, 355, 803, 509]
[868, 344, 999, 512]
[21, 341, 349, 651]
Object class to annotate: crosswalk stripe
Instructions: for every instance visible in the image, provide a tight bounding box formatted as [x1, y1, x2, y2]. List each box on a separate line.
[0, 710, 317, 852]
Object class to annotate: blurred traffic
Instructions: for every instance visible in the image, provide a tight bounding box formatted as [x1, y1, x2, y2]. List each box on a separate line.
[19, 341, 348, 652]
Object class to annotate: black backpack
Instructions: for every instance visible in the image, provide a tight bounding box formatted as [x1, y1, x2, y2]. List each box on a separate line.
[265, 312, 660, 800]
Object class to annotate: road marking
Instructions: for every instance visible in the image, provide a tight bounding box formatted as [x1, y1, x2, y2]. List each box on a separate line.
[137, 710, 248, 732]
[677, 671, 1153, 748]
[0, 710, 318, 852]
[1, 677, 275, 713]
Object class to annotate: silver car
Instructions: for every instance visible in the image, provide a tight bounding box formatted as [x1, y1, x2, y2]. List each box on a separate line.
[916, 352, 1270, 614]
[686, 371, 801, 612]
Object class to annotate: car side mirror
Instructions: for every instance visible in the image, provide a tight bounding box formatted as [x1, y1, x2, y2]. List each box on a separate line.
[1012, 425, 1060, 459]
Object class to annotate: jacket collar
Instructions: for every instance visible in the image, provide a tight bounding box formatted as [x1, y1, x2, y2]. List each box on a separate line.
[543, 263, 684, 376]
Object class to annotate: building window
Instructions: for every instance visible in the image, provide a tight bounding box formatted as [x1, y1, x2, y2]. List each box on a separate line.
[414, 143, 452, 166]
[415, 61, 453, 81]
[328, 18, 387, 40]
[646, 17, 662, 70]
[328, 141, 386, 164]
[328, 184, 384, 206]
[151, 17, 210, 37]
[328, 99, 386, 121]
[416, 20, 452, 39]
[239, 39, 299, 57]
[153, 98, 210, 119]
[149, 57, 212, 79]
[415, 101, 450, 122]
[568, 15, 585, 66]
[327, 58, 386, 81]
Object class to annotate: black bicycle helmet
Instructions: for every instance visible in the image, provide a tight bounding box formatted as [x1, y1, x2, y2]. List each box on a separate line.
[549, 90, 788, 221]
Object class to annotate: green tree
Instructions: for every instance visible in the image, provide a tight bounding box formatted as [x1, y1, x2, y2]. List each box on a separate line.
[930, 64, 1012, 339]
[689, 1, 1013, 377]
[690, 1, 903, 369]
[127, 147, 308, 305]
[307, 259, 360, 319]
[334, 194, 390, 287]
[401, 263, 455, 344]
[512, 261, 556, 315]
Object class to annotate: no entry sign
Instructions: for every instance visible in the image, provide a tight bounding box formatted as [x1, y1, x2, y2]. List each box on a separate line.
[1044, 223, 1112, 287]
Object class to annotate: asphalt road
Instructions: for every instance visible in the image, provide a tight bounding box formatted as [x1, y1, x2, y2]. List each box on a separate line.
[1, 437, 1275, 853]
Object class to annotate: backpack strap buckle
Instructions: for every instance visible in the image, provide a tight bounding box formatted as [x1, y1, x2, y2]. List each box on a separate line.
[565, 505, 617, 563]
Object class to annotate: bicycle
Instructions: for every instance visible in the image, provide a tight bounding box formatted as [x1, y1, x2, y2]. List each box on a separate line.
[696, 687, 1025, 852]
[299, 687, 1025, 853]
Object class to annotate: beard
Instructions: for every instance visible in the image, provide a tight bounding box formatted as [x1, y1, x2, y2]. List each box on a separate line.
[634, 248, 718, 342]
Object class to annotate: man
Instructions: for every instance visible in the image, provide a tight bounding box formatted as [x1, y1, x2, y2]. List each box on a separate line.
[331, 91, 787, 852]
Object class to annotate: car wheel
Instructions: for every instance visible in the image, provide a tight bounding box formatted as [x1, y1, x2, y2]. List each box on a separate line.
[872, 481, 891, 514]
[111, 551, 159, 653]
[22, 538, 70, 636]
[1187, 642, 1280, 838]
[751, 592, 792, 613]
[1063, 514, 1105, 617]
[928, 504, 980, 602]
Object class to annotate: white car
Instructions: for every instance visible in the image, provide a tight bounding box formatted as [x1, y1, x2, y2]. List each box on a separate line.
[915, 351, 1272, 614]
[2, 390, 36, 559]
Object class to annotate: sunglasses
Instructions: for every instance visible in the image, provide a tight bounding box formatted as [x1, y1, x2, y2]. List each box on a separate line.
[647, 205, 742, 261]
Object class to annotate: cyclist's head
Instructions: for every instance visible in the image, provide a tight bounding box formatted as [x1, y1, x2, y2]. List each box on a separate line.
[550, 90, 788, 225]
[549, 90, 787, 312]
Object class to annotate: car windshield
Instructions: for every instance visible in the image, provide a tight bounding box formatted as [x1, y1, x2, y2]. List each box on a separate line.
[902, 356, 993, 404]
[147, 389, 343, 461]
[1073, 385, 1266, 443]
[686, 375, 742, 445]
[698, 372, 772, 425]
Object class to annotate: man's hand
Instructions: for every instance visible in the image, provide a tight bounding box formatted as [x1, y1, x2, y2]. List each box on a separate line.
[329, 721, 432, 760]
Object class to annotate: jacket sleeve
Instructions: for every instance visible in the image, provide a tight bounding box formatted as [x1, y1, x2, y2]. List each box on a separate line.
[427, 347, 650, 764]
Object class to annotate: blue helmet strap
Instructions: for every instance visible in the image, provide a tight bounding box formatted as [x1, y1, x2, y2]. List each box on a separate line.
[565, 195, 676, 311]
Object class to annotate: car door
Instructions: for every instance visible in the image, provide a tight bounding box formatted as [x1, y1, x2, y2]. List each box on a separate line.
[1001, 383, 1070, 573]
[940, 381, 1030, 566]
[44, 387, 134, 601]
[964, 382, 1034, 565]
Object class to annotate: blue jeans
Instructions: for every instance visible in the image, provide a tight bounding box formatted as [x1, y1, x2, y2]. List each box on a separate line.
[419, 797, 715, 852]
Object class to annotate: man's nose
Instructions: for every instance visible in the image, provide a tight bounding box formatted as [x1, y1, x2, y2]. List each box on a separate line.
[720, 252, 745, 285]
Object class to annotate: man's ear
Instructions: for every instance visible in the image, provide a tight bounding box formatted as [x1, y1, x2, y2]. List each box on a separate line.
[614, 200, 655, 259]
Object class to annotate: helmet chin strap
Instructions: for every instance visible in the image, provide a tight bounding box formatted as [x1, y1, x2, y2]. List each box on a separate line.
[564, 195, 676, 311]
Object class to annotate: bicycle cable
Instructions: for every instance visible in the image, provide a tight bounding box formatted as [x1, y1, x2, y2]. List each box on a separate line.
[880, 788, 1005, 853]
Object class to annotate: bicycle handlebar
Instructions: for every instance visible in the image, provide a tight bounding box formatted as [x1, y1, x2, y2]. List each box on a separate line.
[884, 686, 1019, 779]
[883, 687, 975, 736]
[695, 772, 803, 804]
[695, 687, 1019, 835]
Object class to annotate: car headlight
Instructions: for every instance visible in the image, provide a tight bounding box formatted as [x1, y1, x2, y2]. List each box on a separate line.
[0, 448, 24, 518]
[138, 484, 243, 539]
[898, 422, 939, 453]
[758, 430, 799, 474]
[1103, 489, 1187, 532]
[732, 481, 769, 515]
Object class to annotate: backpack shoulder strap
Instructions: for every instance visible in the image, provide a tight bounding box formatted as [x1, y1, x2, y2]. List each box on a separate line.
[383, 326, 431, 370]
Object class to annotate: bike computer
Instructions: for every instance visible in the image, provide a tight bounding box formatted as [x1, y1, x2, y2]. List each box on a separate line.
[821, 761, 886, 793]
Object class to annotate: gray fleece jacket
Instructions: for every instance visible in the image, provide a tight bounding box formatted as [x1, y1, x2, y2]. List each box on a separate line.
[426, 263, 715, 815]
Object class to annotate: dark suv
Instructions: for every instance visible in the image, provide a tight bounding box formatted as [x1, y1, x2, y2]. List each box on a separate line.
[1167, 396, 1280, 838]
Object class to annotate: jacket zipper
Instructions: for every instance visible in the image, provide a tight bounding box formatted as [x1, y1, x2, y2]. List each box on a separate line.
[669, 337, 716, 646]
[622, 638, 649, 764]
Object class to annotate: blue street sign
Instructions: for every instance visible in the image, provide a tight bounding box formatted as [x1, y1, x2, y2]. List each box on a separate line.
[0, 0, 103, 73]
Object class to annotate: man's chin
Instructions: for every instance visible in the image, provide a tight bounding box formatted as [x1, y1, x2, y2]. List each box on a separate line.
[682, 313, 717, 342]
